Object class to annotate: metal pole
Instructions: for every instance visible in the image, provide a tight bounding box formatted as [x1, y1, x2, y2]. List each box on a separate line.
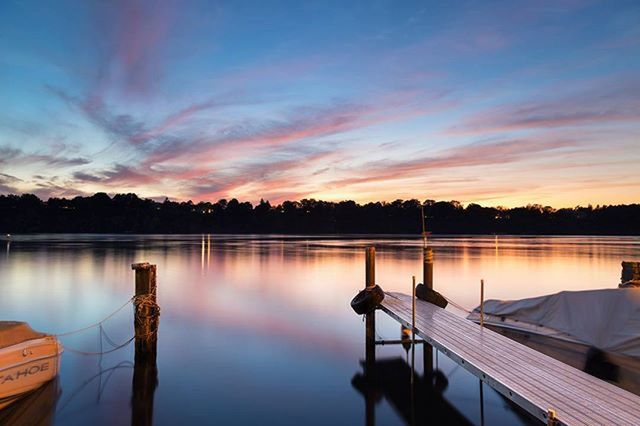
[480, 279, 485, 328]
[410, 275, 416, 424]
[412, 275, 416, 334]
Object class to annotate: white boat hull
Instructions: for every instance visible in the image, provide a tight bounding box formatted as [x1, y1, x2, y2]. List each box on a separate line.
[0, 336, 62, 410]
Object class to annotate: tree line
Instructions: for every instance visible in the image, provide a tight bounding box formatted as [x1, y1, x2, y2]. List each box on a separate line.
[0, 192, 638, 235]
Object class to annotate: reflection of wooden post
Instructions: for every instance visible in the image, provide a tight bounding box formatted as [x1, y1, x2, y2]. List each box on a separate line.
[365, 247, 376, 370]
[131, 262, 159, 426]
[365, 247, 376, 426]
[423, 342, 433, 376]
[422, 247, 434, 375]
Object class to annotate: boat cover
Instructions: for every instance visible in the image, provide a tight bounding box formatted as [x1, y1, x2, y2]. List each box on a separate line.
[470, 288, 640, 358]
[0, 322, 46, 349]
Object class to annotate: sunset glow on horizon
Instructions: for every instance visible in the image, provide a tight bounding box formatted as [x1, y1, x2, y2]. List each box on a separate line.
[1, 0, 639, 207]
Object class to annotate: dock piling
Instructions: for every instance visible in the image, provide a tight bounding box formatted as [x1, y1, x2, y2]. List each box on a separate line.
[423, 246, 433, 290]
[131, 262, 159, 360]
[365, 247, 376, 373]
[621, 261, 640, 287]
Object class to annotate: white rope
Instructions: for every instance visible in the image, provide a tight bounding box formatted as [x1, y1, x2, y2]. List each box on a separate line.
[54, 297, 134, 337]
[63, 336, 135, 356]
[54, 296, 138, 356]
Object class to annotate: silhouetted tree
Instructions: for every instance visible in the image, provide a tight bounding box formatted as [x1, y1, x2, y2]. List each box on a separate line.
[0, 193, 637, 235]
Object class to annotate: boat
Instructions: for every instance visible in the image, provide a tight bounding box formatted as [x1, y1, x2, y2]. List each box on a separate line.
[467, 288, 640, 394]
[0, 322, 63, 410]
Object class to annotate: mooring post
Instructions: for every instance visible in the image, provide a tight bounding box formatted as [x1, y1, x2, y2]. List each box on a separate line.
[132, 262, 159, 359]
[423, 245, 433, 290]
[621, 261, 640, 287]
[131, 262, 159, 426]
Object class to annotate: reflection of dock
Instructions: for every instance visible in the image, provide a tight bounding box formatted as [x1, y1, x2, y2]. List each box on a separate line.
[352, 358, 471, 425]
[380, 292, 640, 425]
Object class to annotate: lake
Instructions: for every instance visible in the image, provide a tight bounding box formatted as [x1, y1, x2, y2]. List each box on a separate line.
[1, 234, 638, 425]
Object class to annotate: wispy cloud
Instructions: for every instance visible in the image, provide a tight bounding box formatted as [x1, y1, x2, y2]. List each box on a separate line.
[322, 137, 579, 188]
[72, 164, 156, 186]
[0, 173, 21, 193]
[0, 145, 90, 167]
[449, 76, 640, 134]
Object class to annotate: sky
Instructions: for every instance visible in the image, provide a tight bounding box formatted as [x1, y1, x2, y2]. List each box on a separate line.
[0, 0, 639, 207]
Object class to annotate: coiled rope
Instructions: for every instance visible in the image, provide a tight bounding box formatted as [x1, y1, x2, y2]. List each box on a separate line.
[133, 290, 161, 340]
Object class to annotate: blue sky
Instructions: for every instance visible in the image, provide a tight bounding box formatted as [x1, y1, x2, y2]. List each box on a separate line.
[0, 0, 639, 206]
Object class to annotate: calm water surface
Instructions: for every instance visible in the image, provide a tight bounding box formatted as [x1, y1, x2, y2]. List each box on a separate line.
[1, 234, 638, 425]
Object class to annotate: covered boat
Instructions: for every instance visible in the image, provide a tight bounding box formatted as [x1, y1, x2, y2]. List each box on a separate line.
[468, 288, 640, 394]
[468, 288, 640, 358]
[0, 322, 63, 410]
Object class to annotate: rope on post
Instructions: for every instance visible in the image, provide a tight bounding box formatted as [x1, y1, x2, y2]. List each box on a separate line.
[133, 291, 161, 341]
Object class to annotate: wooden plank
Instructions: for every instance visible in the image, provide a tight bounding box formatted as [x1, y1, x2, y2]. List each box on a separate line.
[385, 295, 640, 425]
[380, 292, 640, 426]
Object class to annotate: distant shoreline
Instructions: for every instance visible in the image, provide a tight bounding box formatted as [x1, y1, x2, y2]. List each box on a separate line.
[1, 193, 638, 236]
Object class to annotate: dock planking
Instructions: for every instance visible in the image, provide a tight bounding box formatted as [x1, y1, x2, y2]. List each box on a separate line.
[380, 292, 640, 426]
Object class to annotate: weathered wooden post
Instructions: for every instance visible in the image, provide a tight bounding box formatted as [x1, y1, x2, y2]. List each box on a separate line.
[423, 246, 433, 290]
[620, 261, 640, 287]
[131, 262, 159, 426]
[132, 262, 159, 358]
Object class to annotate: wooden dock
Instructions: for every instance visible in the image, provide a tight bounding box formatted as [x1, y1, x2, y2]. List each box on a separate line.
[380, 292, 640, 426]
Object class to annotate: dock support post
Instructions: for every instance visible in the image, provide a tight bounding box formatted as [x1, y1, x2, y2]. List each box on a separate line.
[365, 247, 376, 371]
[364, 247, 376, 426]
[131, 262, 159, 426]
[621, 261, 640, 286]
[423, 246, 433, 290]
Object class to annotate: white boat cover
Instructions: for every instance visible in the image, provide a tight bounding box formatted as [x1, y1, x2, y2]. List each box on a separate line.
[471, 289, 640, 358]
[0, 322, 46, 349]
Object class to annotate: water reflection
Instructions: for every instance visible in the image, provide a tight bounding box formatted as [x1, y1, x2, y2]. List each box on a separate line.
[132, 354, 158, 426]
[0, 235, 637, 424]
[0, 378, 59, 426]
[352, 356, 469, 425]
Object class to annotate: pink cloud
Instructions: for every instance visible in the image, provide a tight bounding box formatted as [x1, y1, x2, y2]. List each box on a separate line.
[93, 0, 176, 97]
[449, 77, 640, 135]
